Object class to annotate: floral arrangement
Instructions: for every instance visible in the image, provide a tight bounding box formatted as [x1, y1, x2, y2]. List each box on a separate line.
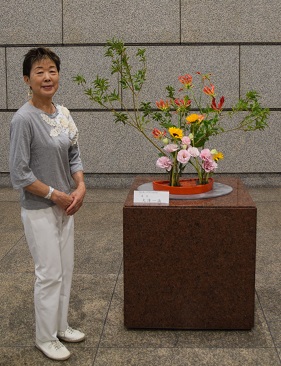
[74, 39, 270, 187]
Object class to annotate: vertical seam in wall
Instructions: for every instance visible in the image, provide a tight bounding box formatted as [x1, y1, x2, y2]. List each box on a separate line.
[61, 0, 64, 45]
[120, 53, 123, 111]
[5, 47, 8, 109]
[179, 0, 182, 44]
[239, 44, 241, 99]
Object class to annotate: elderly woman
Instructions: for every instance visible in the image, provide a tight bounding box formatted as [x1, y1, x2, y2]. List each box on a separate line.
[9, 47, 86, 361]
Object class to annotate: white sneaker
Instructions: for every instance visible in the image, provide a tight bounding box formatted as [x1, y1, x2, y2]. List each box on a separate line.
[57, 326, 85, 343]
[35, 339, 71, 360]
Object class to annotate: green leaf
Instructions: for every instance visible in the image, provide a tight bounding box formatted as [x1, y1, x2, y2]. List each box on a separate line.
[73, 75, 86, 85]
[166, 85, 175, 99]
[136, 48, 146, 62]
[113, 112, 129, 125]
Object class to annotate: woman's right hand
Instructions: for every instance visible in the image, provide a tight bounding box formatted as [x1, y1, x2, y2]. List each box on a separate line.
[51, 190, 74, 210]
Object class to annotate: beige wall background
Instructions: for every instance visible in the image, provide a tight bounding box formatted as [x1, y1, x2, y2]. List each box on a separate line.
[1, 0, 280, 187]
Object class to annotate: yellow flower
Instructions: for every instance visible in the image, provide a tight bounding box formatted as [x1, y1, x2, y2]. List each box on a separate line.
[186, 114, 204, 124]
[168, 127, 183, 139]
[212, 151, 224, 162]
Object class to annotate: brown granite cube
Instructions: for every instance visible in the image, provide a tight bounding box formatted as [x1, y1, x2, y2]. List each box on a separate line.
[123, 177, 256, 329]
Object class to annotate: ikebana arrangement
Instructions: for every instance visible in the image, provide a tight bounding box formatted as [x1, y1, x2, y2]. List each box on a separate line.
[74, 39, 270, 194]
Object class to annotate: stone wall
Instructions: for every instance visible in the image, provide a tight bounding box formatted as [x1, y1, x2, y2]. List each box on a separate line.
[1, 0, 280, 187]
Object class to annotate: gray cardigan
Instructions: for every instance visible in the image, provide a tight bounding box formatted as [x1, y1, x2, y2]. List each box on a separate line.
[9, 102, 83, 209]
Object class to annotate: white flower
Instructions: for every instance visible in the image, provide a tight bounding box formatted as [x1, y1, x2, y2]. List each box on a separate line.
[60, 117, 69, 128]
[50, 128, 59, 136]
[60, 106, 70, 117]
[40, 105, 79, 144]
[187, 146, 200, 157]
[41, 114, 56, 127]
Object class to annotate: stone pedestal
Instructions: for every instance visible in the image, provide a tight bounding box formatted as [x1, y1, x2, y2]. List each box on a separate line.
[123, 176, 257, 329]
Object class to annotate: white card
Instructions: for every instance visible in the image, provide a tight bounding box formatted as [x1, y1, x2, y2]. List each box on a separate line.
[133, 190, 169, 204]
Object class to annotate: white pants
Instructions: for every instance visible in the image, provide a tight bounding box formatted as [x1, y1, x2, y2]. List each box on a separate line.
[21, 205, 74, 342]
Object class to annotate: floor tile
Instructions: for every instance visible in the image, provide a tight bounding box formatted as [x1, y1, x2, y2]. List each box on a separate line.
[0, 202, 22, 233]
[0, 231, 24, 259]
[74, 228, 123, 275]
[0, 273, 35, 346]
[0, 346, 96, 366]
[94, 348, 281, 366]
[74, 202, 123, 231]
[255, 202, 281, 230]
[249, 187, 281, 203]
[255, 230, 281, 287]
[0, 236, 33, 273]
[84, 188, 129, 203]
[257, 286, 281, 322]
[0, 272, 118, 349]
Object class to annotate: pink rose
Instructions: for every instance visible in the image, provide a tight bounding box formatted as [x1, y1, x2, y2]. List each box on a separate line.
[181, 136, 191, 146]
[177, 149, 191, 164]
[200, 148, 212, 161]
[202, 158, 218, 172]
[187, 146, 199, 157]
[164, 144, 178, 153]
[156, 156, 173, 171]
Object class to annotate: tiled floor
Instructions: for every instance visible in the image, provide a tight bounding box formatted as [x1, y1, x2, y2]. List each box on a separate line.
[0, 185, 281, 365]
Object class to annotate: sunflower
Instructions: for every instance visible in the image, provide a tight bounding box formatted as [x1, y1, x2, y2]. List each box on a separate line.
[168, 127, 183, 139]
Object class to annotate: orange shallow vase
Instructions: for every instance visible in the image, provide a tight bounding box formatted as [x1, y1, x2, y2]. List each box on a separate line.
[152, 178, 214, 195]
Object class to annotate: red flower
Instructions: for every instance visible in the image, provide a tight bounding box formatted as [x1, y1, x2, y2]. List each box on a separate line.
[203, 84, 215, 97]
[152, 128, 166, 139]
[178, 74, 193, 88]
[174, 98, 191, 108]
[155, 99, 170, 110]
[211, 96, 225, 111]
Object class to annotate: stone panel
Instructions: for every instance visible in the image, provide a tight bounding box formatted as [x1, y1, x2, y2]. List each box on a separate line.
[63, 0, 180, 44]
[0, 48, 6, 109]
[181, 0, 281, 43]
[72, 112, 158, 174]
[122, 45, 239, 108]
[241, 46, 281, 109]
[7, 46, 118, 109]
[0, 0, 62, 44]
[6, 47, 28, 110]
[207, 112, 280, 173]
[0, 113, 13, 172]
[72, 110, 278, 175]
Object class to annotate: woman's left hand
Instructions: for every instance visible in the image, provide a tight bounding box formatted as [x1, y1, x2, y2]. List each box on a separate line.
[65, 183, 86, 216]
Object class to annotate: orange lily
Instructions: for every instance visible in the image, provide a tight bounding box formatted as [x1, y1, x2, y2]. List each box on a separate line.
[156, 99, 171, 110]
[174, 98, 191, 108]
[178, 74, 193, 88]
[152, 128, 166, 139]
[203, 84, 215, 97]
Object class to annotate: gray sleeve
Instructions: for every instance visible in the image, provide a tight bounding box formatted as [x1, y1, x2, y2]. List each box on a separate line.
[9, 114, 37, 189]
[68, 143, 84, 176]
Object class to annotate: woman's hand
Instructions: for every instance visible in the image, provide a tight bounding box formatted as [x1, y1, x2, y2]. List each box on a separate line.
[65, 182, 86, 216]
[24, 180, 74, 210]
[51, 190, 74, 210]
[23, 175, 85, 215]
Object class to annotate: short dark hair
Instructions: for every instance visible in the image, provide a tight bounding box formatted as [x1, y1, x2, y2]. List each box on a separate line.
[23, 47, 60, 77]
